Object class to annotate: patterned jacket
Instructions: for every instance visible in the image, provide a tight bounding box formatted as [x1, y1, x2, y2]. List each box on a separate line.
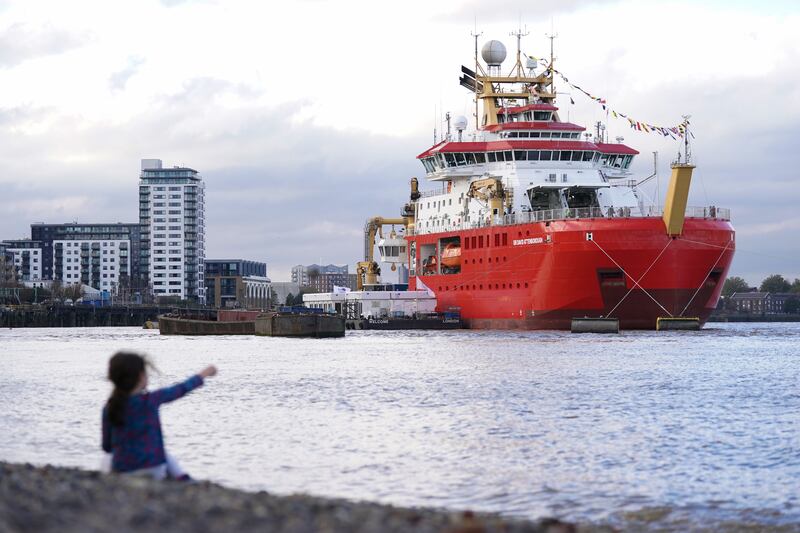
[102, 375, 204, 472]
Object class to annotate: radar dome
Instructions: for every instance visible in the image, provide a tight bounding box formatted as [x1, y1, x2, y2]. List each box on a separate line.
[526, 56, 538, 70]
[481, 40, 507, 66]
[454, 115, 468, 131]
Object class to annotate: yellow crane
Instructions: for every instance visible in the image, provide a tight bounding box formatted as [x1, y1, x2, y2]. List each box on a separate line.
[355, 179, 419, 290]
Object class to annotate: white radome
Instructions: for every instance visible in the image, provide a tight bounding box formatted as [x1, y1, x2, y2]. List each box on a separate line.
[454, 115, 468, 131]
[481, 40, 507, 66]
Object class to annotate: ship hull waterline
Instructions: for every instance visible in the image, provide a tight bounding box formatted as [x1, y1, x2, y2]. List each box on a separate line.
[408, 217, 734, 330]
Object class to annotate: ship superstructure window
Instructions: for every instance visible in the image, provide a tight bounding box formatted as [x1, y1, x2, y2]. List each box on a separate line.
[423, 149, 607, 170]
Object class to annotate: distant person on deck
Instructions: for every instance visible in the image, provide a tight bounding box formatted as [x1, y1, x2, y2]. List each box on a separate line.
[101, 351, 217, 480]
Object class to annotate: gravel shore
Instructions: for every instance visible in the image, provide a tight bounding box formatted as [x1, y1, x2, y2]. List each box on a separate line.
[0, 462, 582, 533]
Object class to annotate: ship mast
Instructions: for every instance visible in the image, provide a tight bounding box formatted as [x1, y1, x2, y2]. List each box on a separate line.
[546, 32, 557, 98]
[471, 28, 482, 131]
[509, 25, 529, 77]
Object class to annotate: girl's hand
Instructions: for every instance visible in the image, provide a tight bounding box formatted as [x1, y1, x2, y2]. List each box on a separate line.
[200, 365, 217, 379]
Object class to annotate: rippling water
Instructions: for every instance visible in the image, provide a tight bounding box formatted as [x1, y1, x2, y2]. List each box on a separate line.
[2, 324, 799, 529]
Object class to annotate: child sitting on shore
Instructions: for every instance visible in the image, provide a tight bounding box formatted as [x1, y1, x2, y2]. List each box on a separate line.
[101, 351, 217, 480]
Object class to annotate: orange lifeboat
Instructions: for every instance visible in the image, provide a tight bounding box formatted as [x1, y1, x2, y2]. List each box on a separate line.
[441, 243, 461, 268]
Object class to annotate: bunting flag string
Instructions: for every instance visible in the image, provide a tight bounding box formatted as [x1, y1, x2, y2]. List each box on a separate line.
[536, 59, 690, 139]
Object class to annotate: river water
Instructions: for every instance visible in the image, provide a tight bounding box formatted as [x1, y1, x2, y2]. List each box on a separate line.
[2, 324, 799, 530]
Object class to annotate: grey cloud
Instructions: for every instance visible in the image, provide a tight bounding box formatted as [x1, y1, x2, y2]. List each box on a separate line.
[2, 63, 798, 283]
[109, 56, 146, 92]
[0, 77, 419, 280]
[0, 23, 89, 68]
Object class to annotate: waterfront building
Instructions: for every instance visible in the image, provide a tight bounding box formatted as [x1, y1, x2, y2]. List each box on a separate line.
[729, 292, 799, 314]
[291, 264, 349, 292]
[204, 259, 271, 309]
[303, 289, 436, 318]
[139, 159, 206, 301]
[30, 223, 143, 294]
[0, 239, 43, 282]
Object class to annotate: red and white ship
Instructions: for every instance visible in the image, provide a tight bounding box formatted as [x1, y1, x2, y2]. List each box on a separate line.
[366, 36, 734, 330]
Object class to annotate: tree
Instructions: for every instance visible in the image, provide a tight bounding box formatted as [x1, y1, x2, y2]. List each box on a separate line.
[785, 297, 800, 315]
[722, 276, 749, 297]
[63, 283, 84, 301]
[759, 274, 791, 294]
[791, 278, 800, 294]
[49, 280, 64, 301]
[285, 292, 294, 306]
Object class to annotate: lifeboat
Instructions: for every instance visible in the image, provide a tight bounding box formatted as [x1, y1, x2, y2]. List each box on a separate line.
[441, 243, 461, 268]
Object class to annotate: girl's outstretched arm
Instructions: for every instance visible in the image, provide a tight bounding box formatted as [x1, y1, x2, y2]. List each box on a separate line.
[148, 366, 217, 406]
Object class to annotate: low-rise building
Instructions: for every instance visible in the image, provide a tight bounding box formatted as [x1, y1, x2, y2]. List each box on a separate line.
[30, 222, 144, 295]
[303, 289, 436, 318]
[205, 259, 270, 309]
[729, 292, 798, 314]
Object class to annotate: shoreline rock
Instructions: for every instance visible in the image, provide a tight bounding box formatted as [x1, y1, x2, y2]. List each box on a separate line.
[0, 462, 580, 533]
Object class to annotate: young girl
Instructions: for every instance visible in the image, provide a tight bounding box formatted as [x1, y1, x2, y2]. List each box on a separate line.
[101, 351, 217, 480]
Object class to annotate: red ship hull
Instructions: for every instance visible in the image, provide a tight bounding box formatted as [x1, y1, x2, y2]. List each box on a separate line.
[408, 217, 735, 330]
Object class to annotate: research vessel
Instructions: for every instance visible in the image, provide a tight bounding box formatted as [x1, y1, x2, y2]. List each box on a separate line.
[360, 34, 734, 330]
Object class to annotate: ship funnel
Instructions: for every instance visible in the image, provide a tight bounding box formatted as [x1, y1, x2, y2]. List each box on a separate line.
[662, 163, 695, 236]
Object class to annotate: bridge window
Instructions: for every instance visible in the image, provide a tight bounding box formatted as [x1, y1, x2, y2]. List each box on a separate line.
[475, 153, 486, 163]
[533, 111, 551, 120]
[504, 151, 513, 161]
[487, 152, 496, 163]
[466, 153, 476, 164]
[514, 150, 527, 161]
[582, 151, 593, 162]
[518, 131, 530, 137]
[528, 150, 540, 160]
[571, 151, 583, 162]
[530, 132, 541, 138]
[540, 150, 552, 161]
[560, 151, 572, 161]
[540, 132, 551, 138]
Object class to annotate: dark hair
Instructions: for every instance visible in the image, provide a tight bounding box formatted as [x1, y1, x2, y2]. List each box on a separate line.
[106, 352, 146, 426]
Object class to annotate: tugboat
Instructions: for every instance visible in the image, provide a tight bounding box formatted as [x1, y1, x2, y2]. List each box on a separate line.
[357, 32, 734, 330]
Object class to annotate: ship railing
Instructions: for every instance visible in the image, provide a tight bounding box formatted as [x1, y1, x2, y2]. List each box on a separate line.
[408, 205, 730, 235]
[419, 189, 449, 198]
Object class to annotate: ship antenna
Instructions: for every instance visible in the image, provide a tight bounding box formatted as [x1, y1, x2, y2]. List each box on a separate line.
[682, 114, 692, 164]
[546, 30, 557, 97]
[509, 24, 529, 77]
[471, 24, 482, 131]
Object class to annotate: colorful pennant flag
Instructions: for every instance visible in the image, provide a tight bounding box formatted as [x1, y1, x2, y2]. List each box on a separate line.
[541, 62, 691, 139]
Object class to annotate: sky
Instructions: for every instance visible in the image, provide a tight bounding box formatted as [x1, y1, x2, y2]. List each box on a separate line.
[0, 0, 798, 284]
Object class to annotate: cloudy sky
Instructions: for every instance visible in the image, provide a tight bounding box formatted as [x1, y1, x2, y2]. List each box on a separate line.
[1, 0, 798, 283]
